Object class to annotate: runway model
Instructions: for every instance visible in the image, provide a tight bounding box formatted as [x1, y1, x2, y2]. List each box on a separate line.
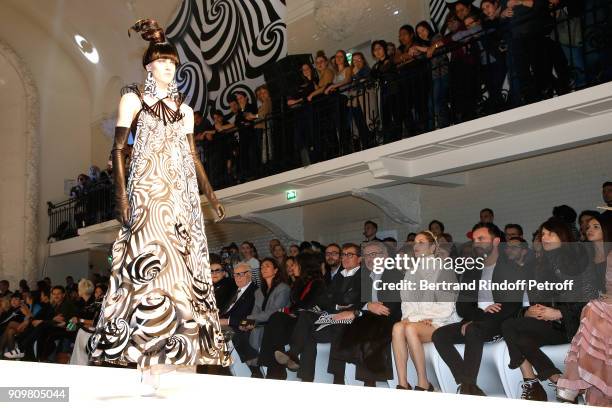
[88, 19, 231, 394]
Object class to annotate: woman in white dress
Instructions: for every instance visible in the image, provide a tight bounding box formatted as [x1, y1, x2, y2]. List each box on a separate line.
[391, 230, 460, 390]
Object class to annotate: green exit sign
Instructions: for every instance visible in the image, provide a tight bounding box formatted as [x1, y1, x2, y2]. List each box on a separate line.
[286, 190, 297, 201]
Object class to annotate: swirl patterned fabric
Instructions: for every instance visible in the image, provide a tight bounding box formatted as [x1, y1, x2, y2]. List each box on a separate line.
[89, 92, 231, 369]
[166, 0, 287, 114]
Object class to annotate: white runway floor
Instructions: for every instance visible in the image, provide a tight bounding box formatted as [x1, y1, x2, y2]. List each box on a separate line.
[0, 360, 564, 408]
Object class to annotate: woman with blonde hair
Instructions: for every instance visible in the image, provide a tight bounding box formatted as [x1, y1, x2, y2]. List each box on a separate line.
[392, 230, 460, 390]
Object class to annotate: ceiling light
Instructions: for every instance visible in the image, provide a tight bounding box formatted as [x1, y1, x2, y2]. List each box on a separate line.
[74, 34, 99, 64]
[393, 10, 400, 15]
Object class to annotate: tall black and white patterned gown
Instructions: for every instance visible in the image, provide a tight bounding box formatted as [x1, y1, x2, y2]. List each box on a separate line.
[89, 85, 231, 369]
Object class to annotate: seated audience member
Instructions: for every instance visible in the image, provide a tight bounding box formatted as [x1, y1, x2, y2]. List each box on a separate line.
[504, 237, 530, 268]
[218, 263, 257, 340]
[5, 285, 76, 361]
[284, 256, 298, 284]
[581, 215, 611, 302]
[239, 241, 261, 287]
[16, 280, 30, 297]
[432, 223, 525, 396]
[233, 258, 290, 378]
[258, 253, 326, 379]
[0, 293, 24, 334]
[324, 243, 342, 284]
[69, 282, 105, 366]
[504, 223, 524, 240]
[553, 204, 580, 240]
[578, 210, 601, 242]
[428, 220, 445, 238]
[275, 243, 362, 383]
[438, 233, 457, 259]
[556, 231, 612, 406]
[502, 218, 589, 400]
[2, 289, 53, 359]
[393, 231, 460, 390]
[382, 237, 398, 255]
[272, 244, 287, 268]
[335, 241, 402, 386]
[210, 253, 237, 312]
[288, 244, 300, 258]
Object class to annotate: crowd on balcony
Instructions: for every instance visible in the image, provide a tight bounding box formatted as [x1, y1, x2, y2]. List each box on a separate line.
[9, 181, 612, 405]
[194, 0, 610, 188]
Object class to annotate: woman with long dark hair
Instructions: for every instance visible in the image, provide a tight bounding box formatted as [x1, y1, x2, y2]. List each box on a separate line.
[501, 217, 589, 401]
[257, 252, 326, 379]
[88, 19, 230, 393]
[232, 257, 290, 378]
[288, 63, 319, 166]
[370, 40, 401, 144]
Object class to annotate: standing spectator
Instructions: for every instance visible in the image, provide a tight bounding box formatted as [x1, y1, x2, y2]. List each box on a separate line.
[428, 220, 446, 237]
[553, 204, 579, 240]
[415, 21, 451, 129]
[387, 42, 397, 59]
[284, 256, 298, 284]
[272, 244, 287, 267]
[268, 239, 281, 257]
[234, 91, 259, 182]
[348, 51, 373, 150]
[288, 244, 300, 257]
[363, 220, 381, 243]
[240, 241, 261, 287]
[370, 40, 401, 144]
[325, 50, 353, 155]
[601, 181, 612, 223]
[246, 85, 274, 170]
[287, 63, 319, 166]
[480, 208, 495, 223]
[504, 223, 524, 239]
[0, 280, 12, 299]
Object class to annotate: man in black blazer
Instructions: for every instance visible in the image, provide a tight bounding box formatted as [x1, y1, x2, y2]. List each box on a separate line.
[275, 243, 362, 383]
[219, 263, 256, 331]
[333, 240, 403, 386]
[432, 223, 525, 396]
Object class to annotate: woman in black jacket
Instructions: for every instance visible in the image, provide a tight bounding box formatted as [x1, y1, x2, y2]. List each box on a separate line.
[257, 252, 325, 379]
[501, 217, 588, 401]
[370, 40, 401, 144]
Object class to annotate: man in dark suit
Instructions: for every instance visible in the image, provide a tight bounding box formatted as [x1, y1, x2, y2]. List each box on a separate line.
[219, 263, 256, 331]
[324, 243, 342, 284]
[333, 240, 402, 386]
[275, 243, 362, 383]
[432, 222, 525, 396]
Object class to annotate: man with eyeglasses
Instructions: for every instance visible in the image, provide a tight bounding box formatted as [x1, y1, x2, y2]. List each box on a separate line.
[324, 243, 342, 284]
[218, 263, 256, 331]
[275, 243, 362, 384]
[210, 253, 237, 313]
[333, 241, 402, 386]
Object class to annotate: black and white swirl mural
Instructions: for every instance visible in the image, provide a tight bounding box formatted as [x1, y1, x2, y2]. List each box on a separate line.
[166, 0, 287, 114]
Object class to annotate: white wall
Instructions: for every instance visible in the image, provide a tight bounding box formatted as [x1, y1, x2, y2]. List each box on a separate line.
[0, 3, 93, 282]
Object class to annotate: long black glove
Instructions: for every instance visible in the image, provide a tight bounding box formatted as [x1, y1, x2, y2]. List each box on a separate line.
[112, 127, 130, 225]
[186, 133, 225, 222]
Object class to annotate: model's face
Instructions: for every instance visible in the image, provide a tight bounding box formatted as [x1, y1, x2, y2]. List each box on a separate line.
[586, 219, 604, 242]
[147, 58, 176, 87]
[541, 228, 562, 251]
[414, 234, 435, 257]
